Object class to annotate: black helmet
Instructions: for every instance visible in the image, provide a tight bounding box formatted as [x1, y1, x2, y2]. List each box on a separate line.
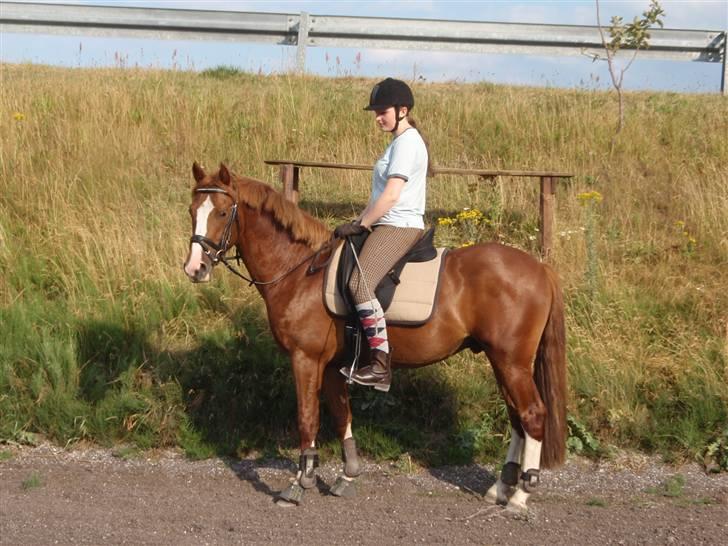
[364, 78, 414, 111]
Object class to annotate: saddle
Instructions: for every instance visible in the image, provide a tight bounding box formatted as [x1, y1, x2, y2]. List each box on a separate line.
[323, 228, 448, 326]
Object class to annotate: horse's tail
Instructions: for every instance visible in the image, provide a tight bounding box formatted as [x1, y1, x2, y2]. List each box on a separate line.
[534, 264, 567, 469]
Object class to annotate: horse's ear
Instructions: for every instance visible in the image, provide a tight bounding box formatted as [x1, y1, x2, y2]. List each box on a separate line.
[219, 163, 231, 186]
[192, 162, 206, 185]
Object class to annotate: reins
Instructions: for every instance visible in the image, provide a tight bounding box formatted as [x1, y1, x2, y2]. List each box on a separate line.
[192, 186, 335, 287]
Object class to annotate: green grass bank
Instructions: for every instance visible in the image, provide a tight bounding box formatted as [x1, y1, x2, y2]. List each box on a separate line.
[1, 64, 726, 469]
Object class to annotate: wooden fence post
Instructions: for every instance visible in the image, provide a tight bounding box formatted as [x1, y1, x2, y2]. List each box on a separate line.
[279, 164, 300, 204]
[539, 176, 555, 261]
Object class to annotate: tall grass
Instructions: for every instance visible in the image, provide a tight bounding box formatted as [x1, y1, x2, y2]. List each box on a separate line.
[1, 64, 726, 466]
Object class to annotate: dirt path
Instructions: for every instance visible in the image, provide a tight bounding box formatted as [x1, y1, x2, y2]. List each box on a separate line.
[1, 444, 727, 545]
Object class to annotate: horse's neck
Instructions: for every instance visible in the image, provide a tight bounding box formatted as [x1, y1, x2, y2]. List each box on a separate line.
[237, 207, 313, 285]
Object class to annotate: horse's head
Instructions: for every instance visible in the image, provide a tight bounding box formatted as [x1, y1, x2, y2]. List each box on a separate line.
[184, 162, 239, 283]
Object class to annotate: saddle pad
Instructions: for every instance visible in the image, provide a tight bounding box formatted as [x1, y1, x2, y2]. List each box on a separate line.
[323, 242, 447, 326]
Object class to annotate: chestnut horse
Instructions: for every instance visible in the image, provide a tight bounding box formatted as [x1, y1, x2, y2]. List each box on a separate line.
[183, 163, 567, 511]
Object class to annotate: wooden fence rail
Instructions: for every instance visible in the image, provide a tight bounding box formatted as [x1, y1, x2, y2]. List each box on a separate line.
[264, 160, 573, 260]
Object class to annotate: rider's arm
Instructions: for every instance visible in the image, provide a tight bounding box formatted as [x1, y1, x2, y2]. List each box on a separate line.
[359, 177, 405, 229]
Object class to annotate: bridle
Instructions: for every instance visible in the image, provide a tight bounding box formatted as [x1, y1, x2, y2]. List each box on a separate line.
[190, 187, 239, 266]
[190, 186, 334, 286]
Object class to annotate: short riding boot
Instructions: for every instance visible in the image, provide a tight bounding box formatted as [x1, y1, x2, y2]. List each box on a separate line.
[350, 349, 392, 392]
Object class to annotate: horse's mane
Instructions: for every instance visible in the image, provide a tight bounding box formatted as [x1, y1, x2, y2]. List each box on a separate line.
[223, 172, 332, 250]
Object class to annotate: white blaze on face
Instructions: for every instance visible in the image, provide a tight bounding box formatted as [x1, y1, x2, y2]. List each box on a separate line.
[184, 196, 214, 278]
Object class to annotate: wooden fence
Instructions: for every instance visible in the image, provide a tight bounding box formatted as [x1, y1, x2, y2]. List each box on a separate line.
[264, 160, 573, 260]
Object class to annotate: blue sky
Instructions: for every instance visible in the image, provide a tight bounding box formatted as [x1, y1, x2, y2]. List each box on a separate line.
[2, 0, 727, 92]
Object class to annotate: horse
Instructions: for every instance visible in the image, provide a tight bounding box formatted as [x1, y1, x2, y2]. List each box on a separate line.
[183, 162, 567, 511]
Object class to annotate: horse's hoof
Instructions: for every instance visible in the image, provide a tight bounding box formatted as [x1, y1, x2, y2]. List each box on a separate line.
[484, 483, 498, 504]
[299, 473, 317, 489]
[505, 501, 528, 514]
[277, 482, 305, 506]
[330, 476, 356, 498]
[485, 481, 510, 506]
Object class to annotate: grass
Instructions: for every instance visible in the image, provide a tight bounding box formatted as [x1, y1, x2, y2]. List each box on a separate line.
[1, 63, 726, 469]
[0, 449, 13, 462]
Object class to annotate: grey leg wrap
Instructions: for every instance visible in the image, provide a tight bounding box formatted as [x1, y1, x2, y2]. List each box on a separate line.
[299, 448, 319, 489]
[501, 461, 521, 487]
[342, 437, 361, 478]
[521, 469, 540, 493]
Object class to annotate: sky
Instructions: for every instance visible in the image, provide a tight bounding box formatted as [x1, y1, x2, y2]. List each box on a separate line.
[1, 0, 727, 92]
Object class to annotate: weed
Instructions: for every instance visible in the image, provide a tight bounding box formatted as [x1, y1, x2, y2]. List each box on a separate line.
[111, 444, 142, 460]
[0, 450, 13, 462]
[21, 472, 42, 491]
[646, 474, 685, 497]
[703, 428, 728, 473]
[578, 190, 603, 295]
[586, 497, 607, 507]
[567, 415, 601, 456]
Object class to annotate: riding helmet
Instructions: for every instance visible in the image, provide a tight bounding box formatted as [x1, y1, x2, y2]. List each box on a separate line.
[364, 78, 414, 111]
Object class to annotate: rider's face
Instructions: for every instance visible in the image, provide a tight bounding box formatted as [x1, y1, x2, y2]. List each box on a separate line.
[373, 106, 407, 132]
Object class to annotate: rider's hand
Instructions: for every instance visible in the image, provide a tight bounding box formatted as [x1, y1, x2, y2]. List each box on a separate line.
[334, 220, 370, 239]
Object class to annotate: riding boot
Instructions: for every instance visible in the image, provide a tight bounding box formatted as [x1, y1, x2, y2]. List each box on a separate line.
[350, 349, 392, 392]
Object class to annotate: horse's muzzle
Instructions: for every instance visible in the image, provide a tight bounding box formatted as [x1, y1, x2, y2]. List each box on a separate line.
[184, 256, 212, 283]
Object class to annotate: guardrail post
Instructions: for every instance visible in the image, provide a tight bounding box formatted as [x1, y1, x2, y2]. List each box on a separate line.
[296, 11, 310, 73]
[280, 164, 300, 203]
[539, 176, 555, 261]
[722, 30, 727, 95]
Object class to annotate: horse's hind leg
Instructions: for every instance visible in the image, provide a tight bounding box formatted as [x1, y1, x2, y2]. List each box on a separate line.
[488, 351, 547, 512]
[322, 364, 361, 497]
[486, 414, 524, 505]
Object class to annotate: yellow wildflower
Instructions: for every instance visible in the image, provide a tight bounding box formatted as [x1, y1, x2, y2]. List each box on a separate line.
[13, 112, 25, 121]
[577, 191, 603, 203]
[437, 217, 455, 226]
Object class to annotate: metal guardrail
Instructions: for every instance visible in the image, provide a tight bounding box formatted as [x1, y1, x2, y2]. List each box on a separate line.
[1, 1, 726, 93]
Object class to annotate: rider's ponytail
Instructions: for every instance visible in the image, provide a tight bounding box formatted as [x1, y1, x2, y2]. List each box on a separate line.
[407, 116, 434, 178]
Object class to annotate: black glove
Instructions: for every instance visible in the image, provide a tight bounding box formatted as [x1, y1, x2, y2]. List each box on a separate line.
[334, 220, 370, 239]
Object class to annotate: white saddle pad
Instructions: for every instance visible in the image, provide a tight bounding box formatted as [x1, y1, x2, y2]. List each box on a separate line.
[323, 241, 447, 326]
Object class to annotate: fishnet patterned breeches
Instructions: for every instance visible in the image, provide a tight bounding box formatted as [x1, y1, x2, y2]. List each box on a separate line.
[348, 225, 423, 305]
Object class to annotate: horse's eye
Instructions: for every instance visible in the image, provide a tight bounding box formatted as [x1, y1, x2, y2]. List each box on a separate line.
[220, 210, 227, 217]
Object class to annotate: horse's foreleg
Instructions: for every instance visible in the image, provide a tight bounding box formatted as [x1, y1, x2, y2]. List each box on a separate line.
[277, 351, 323, 506]
[322, 364, 360, 498]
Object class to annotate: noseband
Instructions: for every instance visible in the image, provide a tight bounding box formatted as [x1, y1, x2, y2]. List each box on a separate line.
[190, 187, 238, 266]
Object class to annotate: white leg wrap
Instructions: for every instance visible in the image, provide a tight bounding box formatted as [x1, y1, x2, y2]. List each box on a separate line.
[507, 431, 542, 512]
[486, 428, 524, 504]
[521, 431, 542, 471]
[506, 427, 524, 465]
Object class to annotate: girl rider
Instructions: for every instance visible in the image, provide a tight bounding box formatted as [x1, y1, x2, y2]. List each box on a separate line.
[334, 78, 429, 393]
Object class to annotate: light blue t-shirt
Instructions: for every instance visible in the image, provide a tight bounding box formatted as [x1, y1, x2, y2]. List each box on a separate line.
[370, 128, 428, 229]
